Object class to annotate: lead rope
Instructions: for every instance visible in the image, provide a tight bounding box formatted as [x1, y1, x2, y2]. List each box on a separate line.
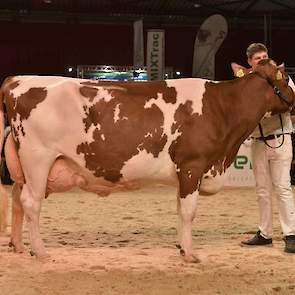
[258, 114, 285, 148]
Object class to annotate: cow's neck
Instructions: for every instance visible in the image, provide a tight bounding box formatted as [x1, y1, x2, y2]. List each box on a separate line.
[221, 75, 272, 169]
[233, 75, 271, 134]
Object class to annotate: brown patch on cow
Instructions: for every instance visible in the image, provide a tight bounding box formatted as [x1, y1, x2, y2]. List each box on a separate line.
[79, 86, 98, 102]
[2, 77, 47, 150]
[77, 83, 169, 182]
[16, 88, 47, 121]
[80, 80, 177, 104]
[171, 100, 194, 135]
[4, 85, 47, 122]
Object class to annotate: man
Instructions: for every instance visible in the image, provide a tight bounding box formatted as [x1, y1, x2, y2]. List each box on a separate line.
[241, 43, 295, 253]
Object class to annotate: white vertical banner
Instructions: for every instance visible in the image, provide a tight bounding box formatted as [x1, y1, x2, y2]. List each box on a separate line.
[133, 19, 144, 68]
[147, 30, 165, 80]
[192, 14, 227, 79]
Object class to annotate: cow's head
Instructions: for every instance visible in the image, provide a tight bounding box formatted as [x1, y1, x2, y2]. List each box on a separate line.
[231, 59, 295, 115]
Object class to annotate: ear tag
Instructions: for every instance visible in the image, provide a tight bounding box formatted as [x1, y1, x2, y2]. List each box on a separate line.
[236, 69, 245, 77]
[276, 70, 283, 80]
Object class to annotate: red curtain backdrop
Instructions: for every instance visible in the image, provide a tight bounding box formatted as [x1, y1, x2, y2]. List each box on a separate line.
[0, 21, 294, 82]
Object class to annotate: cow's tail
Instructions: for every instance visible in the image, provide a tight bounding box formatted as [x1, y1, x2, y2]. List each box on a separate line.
[0, 80, 8, 234]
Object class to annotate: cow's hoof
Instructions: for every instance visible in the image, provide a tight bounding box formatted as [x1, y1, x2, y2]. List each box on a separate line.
[33, 252, 51, 261]
[182, 254, 201, 263]
[179, 249, 200, 263]
[13, 244, 25, 254]
[9, 241, 25, 253]
[176, 245, 201, 263]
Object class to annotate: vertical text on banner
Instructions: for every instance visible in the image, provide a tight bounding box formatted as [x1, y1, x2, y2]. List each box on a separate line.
[147, 30, 165, 80]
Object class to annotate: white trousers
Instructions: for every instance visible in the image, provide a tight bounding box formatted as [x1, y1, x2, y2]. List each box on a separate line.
[251, 134, 295, 238]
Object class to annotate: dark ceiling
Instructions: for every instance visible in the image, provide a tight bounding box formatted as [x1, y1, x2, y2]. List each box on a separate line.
[0, 0, 294, 25]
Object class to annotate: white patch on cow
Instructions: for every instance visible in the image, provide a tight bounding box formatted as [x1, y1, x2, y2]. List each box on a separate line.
[103, 86, 127, 92]
[263, 111, 272, 118]
[144, 132, 153, 138]
[92, 87, 114, 104]
[166, 78, 206, 115]
[144, 92, 182, 155]
[113, 103, 121, 123]
[121, 149, 177, 184]
[101, 134, 105, 141]
[84, 124, 101, 144]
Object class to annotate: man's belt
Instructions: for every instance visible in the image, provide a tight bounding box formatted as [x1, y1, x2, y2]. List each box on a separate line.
[252, 133, 291, 141]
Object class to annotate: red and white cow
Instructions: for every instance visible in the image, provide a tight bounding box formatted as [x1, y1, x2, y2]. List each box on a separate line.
[0, 59, 294, 262]
[1, 129, 224, 255]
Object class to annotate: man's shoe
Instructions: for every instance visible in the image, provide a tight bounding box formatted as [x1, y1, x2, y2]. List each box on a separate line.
[241, 230, 272, 246]
[284, 235, 295, 253]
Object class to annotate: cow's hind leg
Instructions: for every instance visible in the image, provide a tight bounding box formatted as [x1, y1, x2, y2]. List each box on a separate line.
[10, 183, 25, 253]
[19, 151, 56, 259]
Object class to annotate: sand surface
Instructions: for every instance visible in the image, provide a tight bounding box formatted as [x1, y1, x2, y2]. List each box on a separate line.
[0, 185, 295, 295]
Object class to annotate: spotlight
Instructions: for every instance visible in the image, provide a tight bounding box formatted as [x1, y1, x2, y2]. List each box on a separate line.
[68, 67, 73, 73]
[176, 71, 181, 76]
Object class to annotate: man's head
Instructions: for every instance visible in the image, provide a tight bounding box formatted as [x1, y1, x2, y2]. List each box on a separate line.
[247, 43, 268, 69]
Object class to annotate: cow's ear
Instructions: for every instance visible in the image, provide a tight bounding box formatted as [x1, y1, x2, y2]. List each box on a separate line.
[276, 63, 286, 81]
[277, 62, 285, 72]
[231, 63, 246, 77]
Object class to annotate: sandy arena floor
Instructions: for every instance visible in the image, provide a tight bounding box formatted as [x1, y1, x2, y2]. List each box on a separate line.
[0, 185, 295, 295]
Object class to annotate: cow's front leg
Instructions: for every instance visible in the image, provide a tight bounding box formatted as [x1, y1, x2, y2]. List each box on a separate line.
[177, 163, 202, 263]
[177, 190, 200, 263]
[10, 183, 25, 253]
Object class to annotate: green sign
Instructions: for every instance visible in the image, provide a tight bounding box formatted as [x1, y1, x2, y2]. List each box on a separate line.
[233, 155, 252, 170]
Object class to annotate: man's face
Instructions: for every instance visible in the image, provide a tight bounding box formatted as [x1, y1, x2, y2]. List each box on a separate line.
[248, 50, 268, 69]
